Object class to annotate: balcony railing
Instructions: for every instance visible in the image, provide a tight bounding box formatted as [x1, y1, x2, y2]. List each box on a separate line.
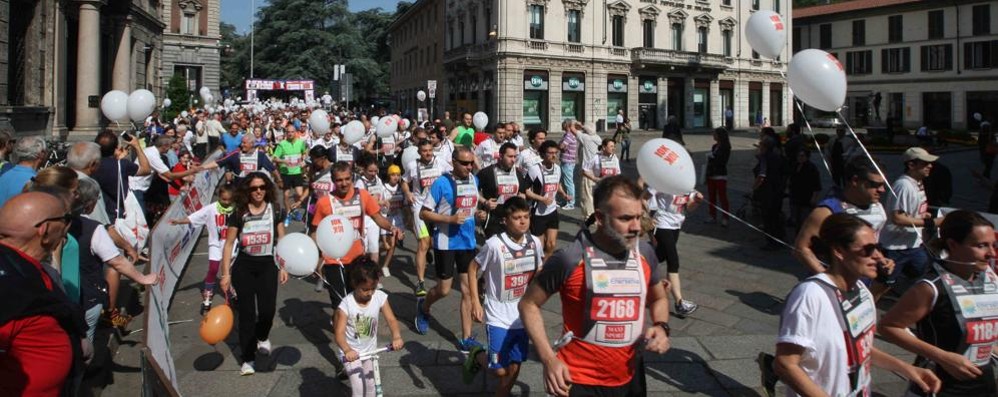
[631, 48, 733, 70]
[443, 41, 498, 63]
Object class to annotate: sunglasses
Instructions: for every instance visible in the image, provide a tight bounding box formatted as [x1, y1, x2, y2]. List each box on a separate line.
[456, 159, 474, 167]
[863, 178, 886, 189]
[34, 213, 73, 228]
[854, 243, 884, 257]
[249, 185, 268, 192]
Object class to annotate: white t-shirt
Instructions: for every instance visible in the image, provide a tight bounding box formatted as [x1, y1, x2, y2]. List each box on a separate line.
[91, 225, 122, 263]
[433, 141, 454, 167]
[880, 175, 928, 250]
[777, 273, 872, 397]
[476, 138, 501, 169]
[404, 157, 451, 209]
[650, 189, 694, 230]
[475, 233, 544, 329]
[186, 203, 230, 261]
[528, 163, 561, 216]
[183, 130, 196, 153]
[337, 290, 388, 355]
[516, 147, 543, 177]
[583, 153, 621, 178]
[129, 146, 171, 192]
[508, 134, 524, 149]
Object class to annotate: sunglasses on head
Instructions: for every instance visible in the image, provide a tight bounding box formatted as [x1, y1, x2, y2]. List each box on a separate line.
[34, 213, 73, 228]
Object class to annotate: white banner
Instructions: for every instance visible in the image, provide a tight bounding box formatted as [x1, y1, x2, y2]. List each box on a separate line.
[144, 153, 225, 394]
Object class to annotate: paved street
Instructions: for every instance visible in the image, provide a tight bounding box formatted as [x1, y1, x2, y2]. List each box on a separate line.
[104, 129, 989, 396]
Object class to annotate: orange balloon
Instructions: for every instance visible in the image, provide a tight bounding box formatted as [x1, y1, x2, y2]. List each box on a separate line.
[199, 304, 234, 345]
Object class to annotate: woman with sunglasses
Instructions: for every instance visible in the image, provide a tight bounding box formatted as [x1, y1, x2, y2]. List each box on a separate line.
[219, 172, 289, 376]
[880, 210, 998, 396]
[774, 213, 940, 397]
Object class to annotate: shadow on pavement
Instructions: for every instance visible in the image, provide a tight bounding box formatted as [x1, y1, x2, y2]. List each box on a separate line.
[192, 351, 224, 371]
[645, 348, 753, 396]
[726, 290, 785, 315]
[299, 366, 348, 397]
[278, 298, 341, 369]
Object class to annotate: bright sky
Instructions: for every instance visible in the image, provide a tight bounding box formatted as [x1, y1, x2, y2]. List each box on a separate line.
[220, 0, 404, 34]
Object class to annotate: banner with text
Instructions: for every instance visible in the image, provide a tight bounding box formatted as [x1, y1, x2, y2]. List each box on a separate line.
[144, 154, 224, 395]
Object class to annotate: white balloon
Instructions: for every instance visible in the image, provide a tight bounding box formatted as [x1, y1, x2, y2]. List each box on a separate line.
[417, 90, 427, 102]
[100, 90, 129, 121]
[275, 233, 320, 277]
[199, 87, 211, 97]
[127, 89, 157, 122]
[315, 215, 356, 260]
[637, 138, 696, 196]
[788, 49, 847, 112]
[974, 112, 983, 122]
[745, 10, 787, 59]
[205, 94, 214, 104]
[376, 115, 398, 138]
[163, 98, 172, 108]
[399, 118, 411, 131]
[310, 109, 331, 134]
[473, 112, 489, 130]
[401, 146, 419, 173]
[181, 110, 189, 118]
[343, 120, 366, 144]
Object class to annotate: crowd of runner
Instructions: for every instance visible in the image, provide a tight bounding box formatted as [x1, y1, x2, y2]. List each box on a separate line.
[0, 102, 995, 397]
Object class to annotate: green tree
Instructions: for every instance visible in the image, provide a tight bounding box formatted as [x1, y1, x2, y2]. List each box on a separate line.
[164, 73, 190, 120]
[219, 21, 249, 97]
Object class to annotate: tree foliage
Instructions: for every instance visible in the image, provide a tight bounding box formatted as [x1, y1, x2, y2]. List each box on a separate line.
[165, 73, 190, 120]
[218, 0, 399, 103]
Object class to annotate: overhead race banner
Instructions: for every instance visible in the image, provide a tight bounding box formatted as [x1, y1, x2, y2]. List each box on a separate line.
[144, 152, 225, 395]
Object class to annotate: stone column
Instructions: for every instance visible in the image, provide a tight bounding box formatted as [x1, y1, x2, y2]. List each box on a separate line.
[548, 70, 563, 131]
[710, 79, 721, 129]
[71, 0, 103, 137]
[657, 77, 668, 130]
[762, 81, 771, 127]
[112, 16, 132, 92]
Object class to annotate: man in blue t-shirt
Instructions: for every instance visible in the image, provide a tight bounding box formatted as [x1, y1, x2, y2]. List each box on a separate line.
[221, 134, 280, 186]
[414, 146, 483, 352]
[0, 136, 48, 208]
[220, 122, 244, 154]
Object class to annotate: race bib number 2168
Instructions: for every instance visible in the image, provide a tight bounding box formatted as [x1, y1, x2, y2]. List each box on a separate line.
[590, 297, 640, 321]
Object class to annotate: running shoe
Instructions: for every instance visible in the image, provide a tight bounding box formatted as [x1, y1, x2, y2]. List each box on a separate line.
[257, 339, 272, 356]
[200, 289, 213, 316]
[414, 297, 429, 335]
[240, 361, 255, 376]
[562, 204, 575, 210]
[381, 266, 391, 278]
[758, 352, 778, 397]
[462, 345, 485, 384]
[109, 308, 132, 333]
[458, 336, 483, 353]
[674, 300, 699, 318]
[414, 281, 427, 297]
[314, 277, 324, 292]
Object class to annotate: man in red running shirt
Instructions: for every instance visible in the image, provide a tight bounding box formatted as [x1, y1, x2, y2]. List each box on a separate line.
[519, 175, 672, 396]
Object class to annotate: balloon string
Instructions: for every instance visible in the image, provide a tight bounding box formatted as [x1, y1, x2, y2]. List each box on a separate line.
[780, 70, 833, 179]
[835, 111, 900, 200]
[699, 197, 830, 269]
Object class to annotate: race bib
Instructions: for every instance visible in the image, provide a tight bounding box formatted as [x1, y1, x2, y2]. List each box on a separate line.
[285, 154, 302, 168]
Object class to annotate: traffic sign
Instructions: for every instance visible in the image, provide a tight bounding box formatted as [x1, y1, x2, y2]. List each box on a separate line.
[428, 80, 437, 99]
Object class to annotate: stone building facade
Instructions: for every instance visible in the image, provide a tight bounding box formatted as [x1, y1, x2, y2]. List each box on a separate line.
[389, 0, 447, 121]
[161, 0, 220, 103]
[390, 0, 792, 132]
[0, 0, 165, 139]
[794, 0, 998, 131]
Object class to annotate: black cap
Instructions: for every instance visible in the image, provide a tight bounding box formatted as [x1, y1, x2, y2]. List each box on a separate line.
[309, 145, 329, 159]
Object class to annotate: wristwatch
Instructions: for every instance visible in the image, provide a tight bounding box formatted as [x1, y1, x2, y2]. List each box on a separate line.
[653, 321, 671, 337]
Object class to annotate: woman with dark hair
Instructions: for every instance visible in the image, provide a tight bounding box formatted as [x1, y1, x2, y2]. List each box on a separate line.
[880, 210, 998, 396]
[774, 213, 940, 396]
[219, 172, 288, 376]
[705, 127, 731, 226]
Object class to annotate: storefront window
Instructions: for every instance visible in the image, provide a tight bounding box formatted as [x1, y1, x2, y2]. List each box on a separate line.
[607, 75, 628, 128]
[562, 74, 586, 123]
[523, 71, 549, 130]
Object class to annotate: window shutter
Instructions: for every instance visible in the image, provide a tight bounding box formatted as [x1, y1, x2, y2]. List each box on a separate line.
[920, 46, 928, 71]
[966, 42, 973, 68]
[991, 40, 998, 68]
[882, 49, 889, 73]
[903, 47, 911, 72]
[945, 44, 953, 70]
[846, 53, 853, 75]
